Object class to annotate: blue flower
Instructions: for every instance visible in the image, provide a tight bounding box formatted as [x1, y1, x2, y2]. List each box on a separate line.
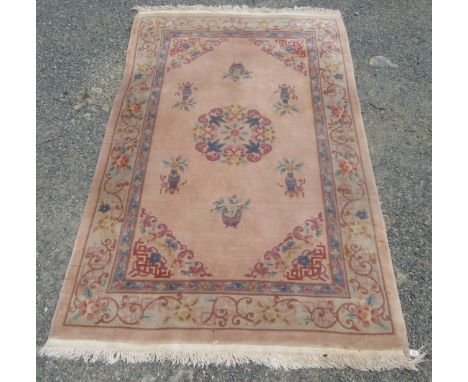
[355, 210, 368, 220]
[297, 255, 311, 266]
[149, 252, 161, 264]
[281, 240, 295, 252]
[209, 114, 224, 126]
[165, 238, 179, 251]
[277, 284, 291, 292]
[334, 74, 343, 80]
[331, 237, 340, 250]
[207, 139, 225, 153]
[229, 282, 243, 290]
[134, 73, 143, 80]
[243, 140, 261, 154]
[99, 203, 111, 213]
[246, 115, 260, 127]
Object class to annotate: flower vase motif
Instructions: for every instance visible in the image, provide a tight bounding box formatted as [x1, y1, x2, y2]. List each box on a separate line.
[173, 82, 198, 111]
[276, 159, 306, 197]
[181, 83, 192, 101]
[273, 84, 299, 115]
[168, 169, 181, 190]
[222, 210, 242, 228]
[212, 195, 251, 228]
[285, 172, 297, 193]
[160, 156, 189, 194]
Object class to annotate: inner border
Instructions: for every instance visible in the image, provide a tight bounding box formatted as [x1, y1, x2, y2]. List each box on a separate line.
[107, 30, 350, 298]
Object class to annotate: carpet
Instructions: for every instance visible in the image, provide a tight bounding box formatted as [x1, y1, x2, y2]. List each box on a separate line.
[40, 5, 420, 370]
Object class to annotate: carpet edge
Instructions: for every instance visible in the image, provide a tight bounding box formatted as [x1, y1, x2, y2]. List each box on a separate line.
[39, 338, 424, 371]
[132, 4, 342, 17]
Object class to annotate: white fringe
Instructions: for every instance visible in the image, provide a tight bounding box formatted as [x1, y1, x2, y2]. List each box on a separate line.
[132, 4, 341, 17]
[39, 339, 424, 371]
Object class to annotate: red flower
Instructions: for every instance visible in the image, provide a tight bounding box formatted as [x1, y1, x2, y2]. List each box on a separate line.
[142, 217, 153, 228]
[332, 105, 342, 118]
[356, 304, 380, 327]
[338, 159, 357, 175]
[247, 109, 261, 118]
[126, 103, 141, 114]
[257, 265, 269, 275]
[214, 282, 223, 290]
[113, 154, 130, 169]
[209, 107, 223, 116]
[78, 297, 101, 321]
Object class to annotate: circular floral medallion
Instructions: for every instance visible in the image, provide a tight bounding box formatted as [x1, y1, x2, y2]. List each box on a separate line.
[193, 105, 275, 165]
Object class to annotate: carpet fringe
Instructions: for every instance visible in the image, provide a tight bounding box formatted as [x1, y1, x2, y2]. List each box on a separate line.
[39, 339, 424, 371]
[132, 4, 341, 17]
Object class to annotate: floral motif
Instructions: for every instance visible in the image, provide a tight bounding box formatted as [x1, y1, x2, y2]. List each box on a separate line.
[273, 84, 299, 115]
[219, 122, 249, 144]
[223, 62, 252, 81]
[160, 156, 189, 194]
[164, 298, 199, 323]
[167, 38, 226, 71]
[194, 105, 275, 165]
[211, 195, 251, 228]
[78, 296, 103, 321]
[337, 159, 358, 177]
[355, 210, 368, 220]
[258, 302, 286, 324]
[122, 96, 145, 120]
[70, 285, 111, 322]
[355, 303, 380, 328]
[173, 82, 198, 111]
[276, 158, 306, 197]
[111, 149, 131, 171]
[250, 38, 307, 75]
[245, 214, 329, 282]
[128, 208, 212, 279]
[98, 203, 111, 213]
